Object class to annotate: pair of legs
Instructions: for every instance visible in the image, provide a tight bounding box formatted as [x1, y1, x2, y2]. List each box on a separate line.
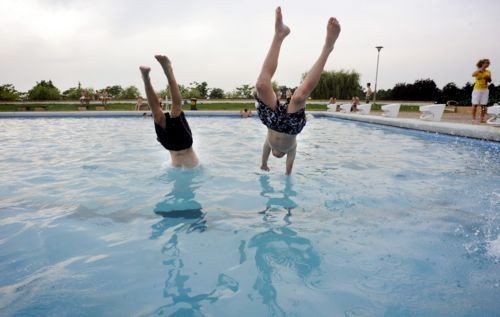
[255, 7, 340, 112]
[140, 55, 182, 129]
[471, 105, 487, 123]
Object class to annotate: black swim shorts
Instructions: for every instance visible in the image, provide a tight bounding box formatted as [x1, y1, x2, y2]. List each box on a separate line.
[256, 96, 306, 135]
[155, 111, 193, 151]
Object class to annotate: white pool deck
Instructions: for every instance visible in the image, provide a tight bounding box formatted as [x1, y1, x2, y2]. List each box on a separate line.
[1, 110, 499, 142]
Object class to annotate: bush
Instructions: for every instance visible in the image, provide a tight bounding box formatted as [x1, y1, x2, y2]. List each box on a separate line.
[28, 80, 61, 100]
[0, 84, 20, 101]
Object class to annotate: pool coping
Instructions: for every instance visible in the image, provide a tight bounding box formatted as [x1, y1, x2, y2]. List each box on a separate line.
[1, 110, 499, 142]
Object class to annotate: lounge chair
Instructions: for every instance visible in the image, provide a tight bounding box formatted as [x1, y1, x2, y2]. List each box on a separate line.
[339, 104, 351, 113]
[381, 104, 401, 118]
[445, 100, 458, 112]
[357, 104, 371, 115]
[486, 104, 500, 127]
[419, 104, 445, 121]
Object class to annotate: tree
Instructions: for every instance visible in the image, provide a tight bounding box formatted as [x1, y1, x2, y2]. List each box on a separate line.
[413, 79, 440, 101]
[441, 82, 461, 103]
[27, 80, 61, 100]
[391, 79, 440, 101]
[235, 84, 255, 99]
[190, 81, 208, 99]
[117, 86, 141, 100]
[308, 70, 361, 99]
[106, 85, 124, 98]
[488, 83, 500, 105]
[209, 88, 225, 99]
[62, 87, 82, 100]
[375, 88, 392, 100]
[0, 84, 21, 101]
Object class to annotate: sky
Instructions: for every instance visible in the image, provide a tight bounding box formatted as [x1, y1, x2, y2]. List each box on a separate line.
[1, 0, 499, 96]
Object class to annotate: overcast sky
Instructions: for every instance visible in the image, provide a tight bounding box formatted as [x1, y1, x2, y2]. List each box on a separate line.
[1, 0, 499, 95]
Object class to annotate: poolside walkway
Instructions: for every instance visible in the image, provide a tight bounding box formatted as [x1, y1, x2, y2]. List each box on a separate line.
[1, 110, 498, 142]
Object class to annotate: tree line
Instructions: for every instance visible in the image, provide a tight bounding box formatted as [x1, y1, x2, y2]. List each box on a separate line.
[1, 72, 499, 105]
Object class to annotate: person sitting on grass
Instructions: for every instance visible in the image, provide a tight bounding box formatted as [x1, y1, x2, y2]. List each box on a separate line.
[140, 55, 199, 169]
[255, 6, 341, 175]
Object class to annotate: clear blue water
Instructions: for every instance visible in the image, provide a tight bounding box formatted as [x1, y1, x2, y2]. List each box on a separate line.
[0, 116, 499, 317]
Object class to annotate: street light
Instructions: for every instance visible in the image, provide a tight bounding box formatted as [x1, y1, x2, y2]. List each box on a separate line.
[373, 46, 383, 104]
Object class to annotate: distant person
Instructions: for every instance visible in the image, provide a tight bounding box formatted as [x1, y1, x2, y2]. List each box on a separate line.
[135, 97, 144, 111]
[101, 88, 109, 105]
[351, 96, 360, 112]
[285, 88, 293, 103]
[80, 89, 90, 106]
[471, 58, 492, 123]
[327, 97, 337, 112]
[140, 54, 199, 168]
[240, 108, 253, 118]
[255, 7, 341, 175]
[365, 83, 372, 103]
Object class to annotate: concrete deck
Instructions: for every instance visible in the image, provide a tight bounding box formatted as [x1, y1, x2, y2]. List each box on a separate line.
[1, 110, 498, 142]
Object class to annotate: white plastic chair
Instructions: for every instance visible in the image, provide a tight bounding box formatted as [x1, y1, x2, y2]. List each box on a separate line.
[357, 104, 371, 115]
[339, 104, 351, 113]
[486, 104, 500, 126]
[419, 104, 446, 121]
[381, 104, 401, 118]
[326, 103, 337, 112]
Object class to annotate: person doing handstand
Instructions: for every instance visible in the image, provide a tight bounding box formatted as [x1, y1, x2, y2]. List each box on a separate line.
[255, 7, 341, 175]
[140, 55, 199, 169]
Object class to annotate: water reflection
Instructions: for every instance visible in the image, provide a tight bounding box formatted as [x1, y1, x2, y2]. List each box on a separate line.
[259, 175, 298, 217]
[149, 169, 212, 316]
[245, 176, 321, 316]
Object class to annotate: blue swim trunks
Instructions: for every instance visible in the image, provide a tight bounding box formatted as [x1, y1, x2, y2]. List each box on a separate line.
[256, 97, 306, 135]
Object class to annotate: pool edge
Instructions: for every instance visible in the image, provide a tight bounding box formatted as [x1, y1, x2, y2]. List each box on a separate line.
[1, 110, 499, 142]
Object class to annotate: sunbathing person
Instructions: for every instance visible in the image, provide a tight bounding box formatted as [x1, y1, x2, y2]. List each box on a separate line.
[255, 7, 341, 174]
[140, 55, 199, 169]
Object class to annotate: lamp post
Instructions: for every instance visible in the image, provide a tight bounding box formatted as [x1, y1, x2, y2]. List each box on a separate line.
[373, 46, 383, 104]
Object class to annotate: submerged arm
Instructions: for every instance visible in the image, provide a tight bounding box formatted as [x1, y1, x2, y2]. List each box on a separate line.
[285, 147, 296, 175]
[261, 141, 271, 171]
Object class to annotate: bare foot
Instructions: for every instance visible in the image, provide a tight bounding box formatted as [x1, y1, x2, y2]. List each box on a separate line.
[155, 54, 171, 69]
[274, 7, 290, 40]
[139, 66, 151, 79]
[324, 17, 341, 52]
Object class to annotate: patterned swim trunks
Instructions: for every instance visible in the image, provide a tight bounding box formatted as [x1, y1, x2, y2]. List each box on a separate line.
[256, 96, 306, 135]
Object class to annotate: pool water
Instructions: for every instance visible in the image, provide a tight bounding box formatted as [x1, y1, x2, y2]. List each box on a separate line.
[0, 116, 499, 316]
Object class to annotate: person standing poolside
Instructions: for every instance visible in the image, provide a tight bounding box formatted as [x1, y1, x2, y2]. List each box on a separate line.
[140, 55, 199, 169]
[255, 7, 341, 175]
[471, 59, 492, 123]
[365, 83, 372, 103]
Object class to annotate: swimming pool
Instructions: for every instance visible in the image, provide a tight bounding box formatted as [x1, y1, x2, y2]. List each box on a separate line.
[0, 116, 499, 316]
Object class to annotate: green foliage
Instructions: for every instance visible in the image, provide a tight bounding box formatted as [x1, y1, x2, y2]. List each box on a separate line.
[488, 83, 500, 105]
[27, 80, 61, 101]
[106, 85, 123, 98]
[308, 70, 361, 99]
[156, 88, 169, 99]
[391, 78, 440, 101]
[0, 84, 21, 101]
[235, 84, 255, 99]
[375, 88, 392, 100]
[190, 81, 208, 99]
[117, 86, 141, 100]
[209, 88, 225, 99]
[271, 81, 279, 93]
[62, 86, 82, 100]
